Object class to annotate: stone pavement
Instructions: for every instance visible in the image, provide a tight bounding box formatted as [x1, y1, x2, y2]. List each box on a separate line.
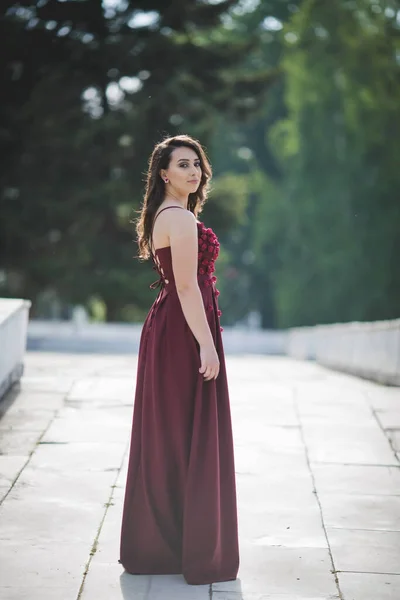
[0, 352, 399, 600]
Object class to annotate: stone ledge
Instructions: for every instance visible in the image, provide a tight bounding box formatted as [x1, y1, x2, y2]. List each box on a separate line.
[0, 298, 31, 400]
[287, 319, 400, 386]
[27, 320, 288, 355]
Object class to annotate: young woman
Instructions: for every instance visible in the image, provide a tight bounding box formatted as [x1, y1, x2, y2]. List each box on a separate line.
[119, 134, 239, 586]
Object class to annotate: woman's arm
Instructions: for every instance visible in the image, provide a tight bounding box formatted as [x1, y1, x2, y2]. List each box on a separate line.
[168, 210, 219, 381]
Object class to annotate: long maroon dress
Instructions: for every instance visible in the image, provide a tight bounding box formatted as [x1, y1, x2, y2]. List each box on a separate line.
[119, 206, 239, 585]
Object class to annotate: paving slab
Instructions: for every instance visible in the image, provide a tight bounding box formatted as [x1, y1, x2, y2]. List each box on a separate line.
[301, 423, 397, 465]
[41, 406, 131, 444]
[0, 586, 81, 600]
[0, 351, 399, 600]
[234, 443, 309, 475]
[28, 440, 126, 473]
[67, 377, 135, 402]
[145, 574, 210, 598]
[318, 492, 400, 531]
[213, 594, 338, 600]
[387, 430, 400, 452]
[212, 545, 337, 597]
[0, 495, 106, 543]
[79, 563, 151, 600]
[327, 528, 400, 574]
[296, 383, 368, 406]
[311, 464, 400, 496]
[297, 401, 374, 425]
[6, 465, 117, 507]
[232, 401, 298, 427]
[0, 455, 29, 487]
[81, 565, 210, 600]
[0, 429, 42, 456]
[235, 472, 326, 546]
[237, 474, 318, 512]
[1, 389, 66, 411]
[337, 572, 400, 600]
[364, 386, 400, 410]
[375, 409, 400, 430]
[229, 383, 294, 401]
[0, 539, 89, 590]
[18, 375, 73, 394]
[234, 423, 304, 451]
[240, 511, 328, 549]
[0, 407, 56, 431]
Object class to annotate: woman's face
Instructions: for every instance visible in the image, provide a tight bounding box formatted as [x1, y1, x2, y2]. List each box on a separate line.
[161, 147, 202, 194]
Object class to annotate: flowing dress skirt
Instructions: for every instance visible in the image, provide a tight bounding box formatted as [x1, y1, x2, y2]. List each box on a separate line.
[119, 268, 239, 585]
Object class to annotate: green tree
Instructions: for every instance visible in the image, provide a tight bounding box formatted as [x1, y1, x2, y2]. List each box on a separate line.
[271, 0, 400, 326]
[0, 0, 261, 320]
[207, 0, 299, 327]
[207, 0, 400, 328]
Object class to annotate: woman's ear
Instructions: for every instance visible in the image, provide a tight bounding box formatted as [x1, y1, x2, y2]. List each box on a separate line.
[160, 170, 169, 183]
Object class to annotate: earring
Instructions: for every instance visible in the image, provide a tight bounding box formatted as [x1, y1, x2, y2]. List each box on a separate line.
[164, 178, 169, 183]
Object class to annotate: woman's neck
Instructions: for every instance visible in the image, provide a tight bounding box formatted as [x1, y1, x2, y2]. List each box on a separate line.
[164, 189, 188, 209]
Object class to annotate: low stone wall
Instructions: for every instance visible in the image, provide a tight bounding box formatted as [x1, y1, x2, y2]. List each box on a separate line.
[27, 320, 288, 356]
[26, 315, 400, 386]
[0, 298, 31, 400]
[287, 319, 400, 386]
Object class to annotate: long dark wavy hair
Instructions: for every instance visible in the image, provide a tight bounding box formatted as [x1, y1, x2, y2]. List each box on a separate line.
[136, 134, 212, 260]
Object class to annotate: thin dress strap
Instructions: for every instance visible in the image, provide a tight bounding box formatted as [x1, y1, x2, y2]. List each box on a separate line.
[149, 206, 185, 261]
[149, 206, 185, 290]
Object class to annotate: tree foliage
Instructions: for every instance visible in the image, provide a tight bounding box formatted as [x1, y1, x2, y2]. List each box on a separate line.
[269, 0, 400, 326]
[0, 0, 263, 319]
[209, 0, 400, 327]
[1, 0, 399, 327]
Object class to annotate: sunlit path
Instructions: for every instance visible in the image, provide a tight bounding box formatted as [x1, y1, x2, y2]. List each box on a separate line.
[0, 352, 399, 600]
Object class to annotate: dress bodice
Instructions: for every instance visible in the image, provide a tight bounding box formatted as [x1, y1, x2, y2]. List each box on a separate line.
[150, 221, 220, 293]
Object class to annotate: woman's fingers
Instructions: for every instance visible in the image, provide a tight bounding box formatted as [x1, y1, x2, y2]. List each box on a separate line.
[199, 346, 220, 381]
[204, 366, 212, 381]
[203, 364, 219, 381]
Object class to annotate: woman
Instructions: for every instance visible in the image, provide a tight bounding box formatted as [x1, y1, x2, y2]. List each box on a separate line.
[119, 134, 239, 586]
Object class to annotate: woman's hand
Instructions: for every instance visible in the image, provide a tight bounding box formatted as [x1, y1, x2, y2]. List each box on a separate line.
[199, 343, 220, 381]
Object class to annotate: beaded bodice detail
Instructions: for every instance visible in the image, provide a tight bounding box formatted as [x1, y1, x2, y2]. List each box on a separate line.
[196, 221, 220, 284]
[150, 220, 220, 291]
[149, 212, 223, 331]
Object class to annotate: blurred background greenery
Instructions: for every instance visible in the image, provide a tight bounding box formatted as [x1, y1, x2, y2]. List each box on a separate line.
[0, 0, 399, 328]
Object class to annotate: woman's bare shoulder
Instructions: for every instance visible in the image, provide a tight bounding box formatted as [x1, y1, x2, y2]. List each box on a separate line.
[156, 205, 195, 225]
[155, 204, 194, 219]
[169, 207, 196, 234]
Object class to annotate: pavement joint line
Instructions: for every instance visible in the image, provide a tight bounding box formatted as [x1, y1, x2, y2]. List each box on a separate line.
[335, 570, 400, 576]
[327, 526, 400, 532]
[0, 454, 34, 506]
[365, 391, 400, 465]
[76, 439, 130, 600]
[319, 491, 400, 497]
[309, 461, 400, 468]
[336, 569, 400, 577]
[292, 385, 344, 600]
